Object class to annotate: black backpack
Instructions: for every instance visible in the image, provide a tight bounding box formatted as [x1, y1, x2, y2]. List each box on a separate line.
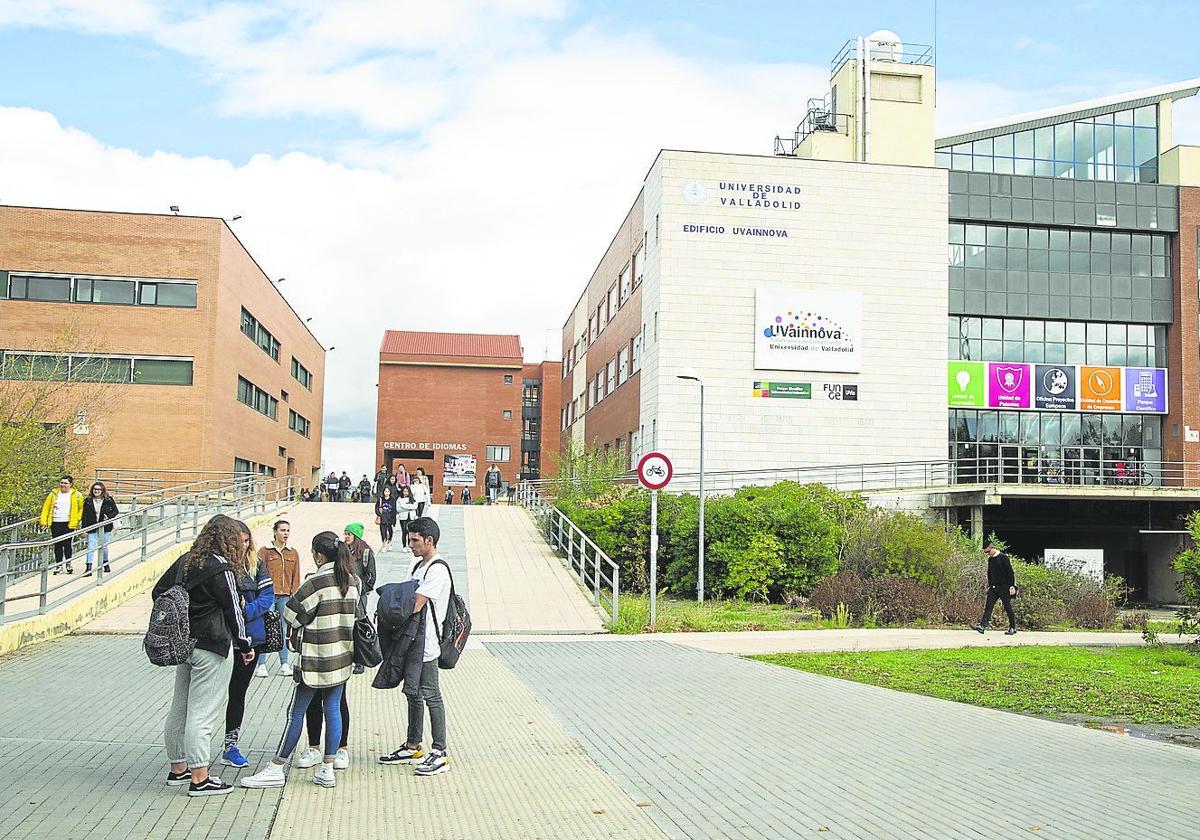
[144, 559, 198, 666]
[426, 559, 471, 669]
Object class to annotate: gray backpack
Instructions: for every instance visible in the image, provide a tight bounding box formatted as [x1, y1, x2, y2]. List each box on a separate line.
[144, 559, 197, 666]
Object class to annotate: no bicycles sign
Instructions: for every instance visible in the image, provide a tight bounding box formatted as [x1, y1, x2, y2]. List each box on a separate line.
[637, 452, 673, 490]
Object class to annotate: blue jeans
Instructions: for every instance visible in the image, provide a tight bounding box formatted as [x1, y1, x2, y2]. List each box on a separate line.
[85, 530, 110, 570]
[257, 595, 290, 666]
[276, 682, 344, 760]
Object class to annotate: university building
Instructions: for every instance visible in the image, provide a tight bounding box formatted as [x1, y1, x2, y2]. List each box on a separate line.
[0, 205, 325, 484]
[558, 33, 1200, 599]
[376, 331, 560, 497]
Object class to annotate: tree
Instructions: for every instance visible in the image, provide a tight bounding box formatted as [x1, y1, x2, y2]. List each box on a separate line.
[546, 438, 631, 505]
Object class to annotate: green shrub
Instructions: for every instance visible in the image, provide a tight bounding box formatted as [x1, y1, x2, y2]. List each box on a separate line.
[1173, 511, 1200, 607]
[841, 508, 966, 595]
[719, 533, 788, 602]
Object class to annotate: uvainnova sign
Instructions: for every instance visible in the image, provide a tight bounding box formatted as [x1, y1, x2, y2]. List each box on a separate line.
[755, 287, 863, 373]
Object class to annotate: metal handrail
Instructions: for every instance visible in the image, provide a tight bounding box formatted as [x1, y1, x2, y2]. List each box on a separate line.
[515, 482, 619, 625]
[0, 474, 299, 625]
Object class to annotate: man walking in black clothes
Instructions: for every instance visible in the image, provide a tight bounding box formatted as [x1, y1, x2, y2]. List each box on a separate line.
[971, 542, 1018, 635]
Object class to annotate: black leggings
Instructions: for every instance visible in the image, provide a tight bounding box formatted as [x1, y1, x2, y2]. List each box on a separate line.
[50, 522, 74, 565]
[380, 521, 395, 543]
[306, 686, 350, 750]
[224, 653, 256, 738]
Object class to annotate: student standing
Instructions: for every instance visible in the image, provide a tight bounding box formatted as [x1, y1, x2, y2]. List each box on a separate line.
[40, 475, 84, 574]
[257, 520, 300, 677]
[221, 520, 275, 768]
[373, 465, 389, 502]
[357, 475, 372, 503]
[484, 464, 502, 505]
[81, 481, 118, 576]
[241, 532, 359, 790]
[379, 517, 451, 776]
[394, 462, 410, 488]
[971, 542, 1018, 635]
[410, 471, 430, 518]
[375, 485, 398, 551]
[397, 485, 418, 541]
[154, 514, 253, 797]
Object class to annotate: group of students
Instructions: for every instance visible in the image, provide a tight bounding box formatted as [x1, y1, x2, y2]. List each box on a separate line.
[156, 512, 452, 797]
[39, 475, 120, 576]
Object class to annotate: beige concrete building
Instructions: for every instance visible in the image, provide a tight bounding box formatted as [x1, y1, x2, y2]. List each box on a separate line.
[0, 205, 325, 484]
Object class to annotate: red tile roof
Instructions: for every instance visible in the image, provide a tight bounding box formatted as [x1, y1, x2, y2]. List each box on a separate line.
[380, 330, 523, 359]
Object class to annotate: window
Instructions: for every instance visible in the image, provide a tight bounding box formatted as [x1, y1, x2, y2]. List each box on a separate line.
[594, 372, 603, 403]
[280, 389, 288, 402]
[619, 266, 631, 306]
[237, 375, 278, 419]
[290, 357, 313, 389]
[631, 330, 642, 373]
[523, 382, 540, 407]
[140, 281, 197, 307]
[132, 358, 193, 385]
[7, 272, 198, 307]
[240, 308, 280, 361]
[9, 275, 70, 302]
[75, 278, 136, 305]
[608, 284, 618, 319]
[871, 72, 921, 103]
[948, 315, 1166, 367]
[606, 359, 615, 394]
[503, 409, 513, 420]
[632, 248, 643, 287]
[288, 409, 311, 437]
[589, 314, 598, 341]
[617, 347, 628, 386]
[523, 416, 540, 440]
[597, 302, 606, 333]
[504, 374, 514, 384]
[0, 351, 191, 385]
[485, 445, 511, 462]
[71, 356, 132, 383]
[234, 457, 254, 474]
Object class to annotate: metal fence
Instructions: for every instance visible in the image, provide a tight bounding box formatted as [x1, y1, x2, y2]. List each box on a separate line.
[0, 474, 299, 624]
[516, 482, 619, 625]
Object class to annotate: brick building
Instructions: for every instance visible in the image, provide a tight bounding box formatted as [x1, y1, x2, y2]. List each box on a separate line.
[0, 205, 325, 484]
[375, 331, 560, 497]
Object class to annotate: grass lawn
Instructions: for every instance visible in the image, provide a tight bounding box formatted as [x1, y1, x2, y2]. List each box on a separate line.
[610, 595, 832, 634]
[755, 645, 1200, 727]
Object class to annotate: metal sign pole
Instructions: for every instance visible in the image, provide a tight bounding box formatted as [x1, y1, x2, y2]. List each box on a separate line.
[649, 489, 658, 628]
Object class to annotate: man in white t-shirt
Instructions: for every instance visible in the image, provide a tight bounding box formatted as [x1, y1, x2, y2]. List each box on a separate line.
[377, 516, 451, 775]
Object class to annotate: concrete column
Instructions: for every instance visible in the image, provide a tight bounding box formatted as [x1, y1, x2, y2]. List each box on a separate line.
[970, 505, 984, 543]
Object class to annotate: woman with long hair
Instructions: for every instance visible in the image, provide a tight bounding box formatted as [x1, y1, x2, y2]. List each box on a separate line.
[153, 513, 253, 797]
[396, 485, 417, 542]
[242, 531, 358, 790]
[375, 485, 398, 550]
[81, 480, 118, 576]
[219, 520, 275, 768]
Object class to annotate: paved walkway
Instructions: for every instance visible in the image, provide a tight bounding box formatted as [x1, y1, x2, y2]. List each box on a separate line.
[464, 506, 606, 634]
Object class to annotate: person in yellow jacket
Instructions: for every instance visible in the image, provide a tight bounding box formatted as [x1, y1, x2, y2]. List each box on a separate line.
[40, 475, 84, 574]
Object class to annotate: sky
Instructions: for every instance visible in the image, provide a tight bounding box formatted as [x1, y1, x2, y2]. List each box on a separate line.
[2, 0, 1199, 476]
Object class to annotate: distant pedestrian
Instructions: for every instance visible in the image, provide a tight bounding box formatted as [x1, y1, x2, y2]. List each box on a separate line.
[410, 470, 430, 518]
[395, 462, 410, 488]
[257, 520, 299, 677]
[484, 464, 502, 505]
[358, 475, 372, 502]
[154, 514, 253, 797]
[41, 475, 83, 574]
[81, 480, 118, 576]
[344, 523, 376, 674]
[375, 485, 398, 551]
[221, 520, 275, 769]
[374, 464, 389, 501]
[324, 472, 339, 502]
[397, 485, 418, 541]
[241, 531, 358, 790]
[378, 517, 452, 775]
[339, 471, 352, 503]
[506, 484, 516, 505]
[461, 487, 471, 505]
[971, 542, 1018, 636]
[444, 488, 453, 505]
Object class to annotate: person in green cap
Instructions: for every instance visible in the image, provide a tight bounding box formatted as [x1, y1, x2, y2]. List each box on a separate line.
[343, 523, 377, 675]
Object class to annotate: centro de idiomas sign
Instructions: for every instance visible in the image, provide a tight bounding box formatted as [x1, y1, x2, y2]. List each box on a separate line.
[946, 361, 1167, 414]
[383, 441, 469, 451]
[754, 287, 863, 374]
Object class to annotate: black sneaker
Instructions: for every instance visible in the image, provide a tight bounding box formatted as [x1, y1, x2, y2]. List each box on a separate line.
[379, 745, 424, 765]
[970, 624, 985, 634]
[352, 664, 365, 675]
[166, 770, 191, 786]
[188, 775, 233, 797]
[1004, 627, 1018, 636]
[83, 569, 93, 577]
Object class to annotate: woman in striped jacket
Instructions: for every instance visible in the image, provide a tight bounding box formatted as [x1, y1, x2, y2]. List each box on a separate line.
[241, 531, 359, 790]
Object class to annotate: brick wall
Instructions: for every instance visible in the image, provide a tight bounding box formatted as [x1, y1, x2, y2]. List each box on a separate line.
[1165, 187, 1200, 477]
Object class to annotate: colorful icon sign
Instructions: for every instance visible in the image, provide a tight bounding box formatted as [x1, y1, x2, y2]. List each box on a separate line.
[948, 361, 985, 408]
[1080, 366, 1122, 412]
[1033, 364, 1076, 411]
[1124, 367, 1167, 413]
[987, 363, 1031, 409]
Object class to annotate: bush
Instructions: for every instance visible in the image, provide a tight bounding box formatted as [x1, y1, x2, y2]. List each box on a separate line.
[1174, 510, 1200, 607]
[809, 569, 864, 619]
[841, 508, 966, 595]
[720, 533, 788, 602]
[1069, 592, 1118, 629]
[861, 575, 941, 625]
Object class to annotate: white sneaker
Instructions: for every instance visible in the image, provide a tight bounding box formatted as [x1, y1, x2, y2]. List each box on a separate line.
[293, 746, 321, 769]
[333, 748, 349, 770]
[254, 664, 269, 679]
[240, 762, 286, 788]
[313, 762, 336, 788]
[278, 662, 293, 677]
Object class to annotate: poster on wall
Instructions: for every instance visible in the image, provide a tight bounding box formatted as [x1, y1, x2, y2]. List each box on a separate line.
[948, 361, 986, 408]
[946, 362, 1167, 414]
[443, 454, 477, 487]
[755, 287, 862, 373]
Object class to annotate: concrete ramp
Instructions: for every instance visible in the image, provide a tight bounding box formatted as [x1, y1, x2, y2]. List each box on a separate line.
[464, 506, 606, 634]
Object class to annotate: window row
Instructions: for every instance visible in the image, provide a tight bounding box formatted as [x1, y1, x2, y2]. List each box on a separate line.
[290, 357, 312, 390]
[948, 316, 1166, 366]
[237, 375, 278, 420]
[486, 445, 510, 462]
[948, 224, 1169, 279]
[234, 457, 277, 477]
[240, 307, 280, 362]
[0, 351, 194, 385]
[935, 108, 1160, 183]
[288, 409, 311, 438]
[3, 272, 198, 308]
[949, 409, 1162, 449]
[569, 245, 645, 376]
[566, 328, 644, 428]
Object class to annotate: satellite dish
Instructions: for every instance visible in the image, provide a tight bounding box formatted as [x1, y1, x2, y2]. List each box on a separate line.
[867, 29, 903, 62]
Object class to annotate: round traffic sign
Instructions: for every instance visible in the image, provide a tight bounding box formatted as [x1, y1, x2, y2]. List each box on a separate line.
[637, 452, 673, 490]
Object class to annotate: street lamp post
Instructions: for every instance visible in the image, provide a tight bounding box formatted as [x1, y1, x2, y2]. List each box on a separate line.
[677, 368, 705, 602]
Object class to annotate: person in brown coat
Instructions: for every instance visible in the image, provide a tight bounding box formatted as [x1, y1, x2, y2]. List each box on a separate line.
[256, 519, 301, 676]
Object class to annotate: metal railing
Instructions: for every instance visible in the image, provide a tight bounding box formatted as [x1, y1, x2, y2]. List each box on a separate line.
[775, 99, 852, 156]
[516, 482, 619, 625]
[830, 37, 934, 75]
[0, 475, 299, 625]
